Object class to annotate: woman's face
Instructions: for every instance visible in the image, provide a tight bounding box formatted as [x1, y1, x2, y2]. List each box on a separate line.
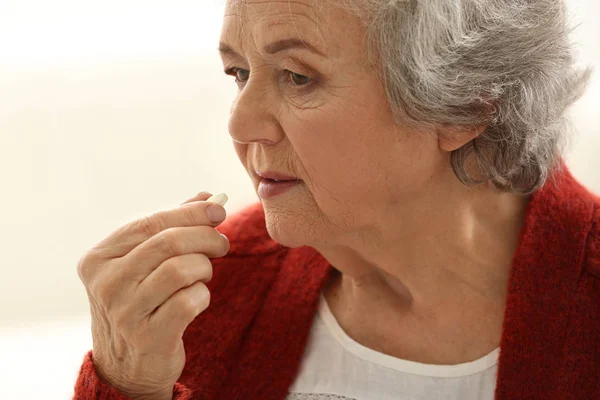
[220, 0, 450, 248]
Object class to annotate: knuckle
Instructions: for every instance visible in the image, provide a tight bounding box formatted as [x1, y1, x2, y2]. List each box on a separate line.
[197, 286, 211, 310]
[139, 213, 164, 238]
[182, 284, 210, 316]
[193, 283, 211, 311]
[76, 254, 89, 282]
[178, 295, 199, 318]
[180, 205, 199, 226]
[162, 259, 190, 287]
[76, 248, 100, 283]
[155, 228, 183, 256]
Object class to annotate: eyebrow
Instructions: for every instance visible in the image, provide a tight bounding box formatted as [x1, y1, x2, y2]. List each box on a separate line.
[218, 38, 326, 58]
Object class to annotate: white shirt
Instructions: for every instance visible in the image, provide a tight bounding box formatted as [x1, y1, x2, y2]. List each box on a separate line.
[287, 294, 499, 400]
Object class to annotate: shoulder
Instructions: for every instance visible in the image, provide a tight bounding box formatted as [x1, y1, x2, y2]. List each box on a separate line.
[532, 165, 599, 278]
[585, 196, 600, 278]
[564, 169, 600, 277]
[562, 166, 600, 277]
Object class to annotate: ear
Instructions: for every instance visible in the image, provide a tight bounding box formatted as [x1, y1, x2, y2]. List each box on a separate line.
[437, 124, 488, 152]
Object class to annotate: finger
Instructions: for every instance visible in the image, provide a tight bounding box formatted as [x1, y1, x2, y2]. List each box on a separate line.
[134, 253, 213, 315]
[120, 225, 229, 281]
[148, 280, 210, 342]
[179, 192, 212, 206]
[94, 195, 227, 259]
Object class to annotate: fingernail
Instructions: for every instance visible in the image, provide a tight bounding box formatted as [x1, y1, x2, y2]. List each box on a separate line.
[221, 233, 230, 251]
[206, 204, 226, 223]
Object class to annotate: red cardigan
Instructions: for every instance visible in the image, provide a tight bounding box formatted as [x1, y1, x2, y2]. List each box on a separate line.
[74, 167, 600, 400]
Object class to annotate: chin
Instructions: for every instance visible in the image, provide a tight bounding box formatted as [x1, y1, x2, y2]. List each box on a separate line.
[262, 203, 325, 249]
[263, 211, 308, 248]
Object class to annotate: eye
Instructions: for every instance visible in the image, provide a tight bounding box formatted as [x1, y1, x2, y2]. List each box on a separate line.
[225, 68, 250, 83]
[287, 71, 310, 86]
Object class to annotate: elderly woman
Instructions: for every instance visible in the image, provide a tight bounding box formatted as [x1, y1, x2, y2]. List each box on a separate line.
[74, 0, 598, 399]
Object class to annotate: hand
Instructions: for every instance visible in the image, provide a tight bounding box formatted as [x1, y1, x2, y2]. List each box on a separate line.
[77, 192, 229, 400]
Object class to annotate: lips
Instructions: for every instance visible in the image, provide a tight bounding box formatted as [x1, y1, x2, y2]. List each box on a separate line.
[256, 171, 302, 198]
[263, 178, 299, 184]
[256, 171, 300, 182]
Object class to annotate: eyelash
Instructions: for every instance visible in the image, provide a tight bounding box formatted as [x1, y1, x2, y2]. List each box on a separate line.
[224, 67, 313, 89]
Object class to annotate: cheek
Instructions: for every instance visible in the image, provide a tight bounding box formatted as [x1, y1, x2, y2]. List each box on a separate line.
[295, 119, 368, 182]
[285, 105, 442, 211]
[285, 108, 394, 217]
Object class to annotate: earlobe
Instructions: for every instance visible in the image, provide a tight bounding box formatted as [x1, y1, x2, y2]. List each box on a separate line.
[438, 124, 488, 152]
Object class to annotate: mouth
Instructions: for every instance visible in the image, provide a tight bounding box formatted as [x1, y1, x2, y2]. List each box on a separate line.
[256, 171, 299, 182]
[263, 178, 299, 183]
[256, 171, 302, 199]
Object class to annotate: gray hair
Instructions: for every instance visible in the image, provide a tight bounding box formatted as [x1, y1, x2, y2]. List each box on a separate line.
[339, 0, 593, 193]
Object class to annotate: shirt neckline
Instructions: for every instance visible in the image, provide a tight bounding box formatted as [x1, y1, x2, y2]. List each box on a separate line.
[317, 293, 500, 378]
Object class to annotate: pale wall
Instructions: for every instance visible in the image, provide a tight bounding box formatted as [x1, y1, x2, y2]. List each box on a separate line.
[0, 1, 598, 399]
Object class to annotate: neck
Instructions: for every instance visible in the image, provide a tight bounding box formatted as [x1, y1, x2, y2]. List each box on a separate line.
[314, 182, 529, 364]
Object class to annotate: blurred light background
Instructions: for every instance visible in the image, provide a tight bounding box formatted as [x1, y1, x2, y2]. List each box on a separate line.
[0, 0, 598, 398]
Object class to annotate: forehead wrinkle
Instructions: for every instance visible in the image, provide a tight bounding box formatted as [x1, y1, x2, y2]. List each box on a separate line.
[265, 10, 319, 28]
[228, 0, 326, 36]
[235, 0, 314, 20]
[257, 10, 328, 57]
[223, 0, 358, 64]
[223, 13, 327, 59]
[263, 13, 326, 51]
[241, 0, 314, 9]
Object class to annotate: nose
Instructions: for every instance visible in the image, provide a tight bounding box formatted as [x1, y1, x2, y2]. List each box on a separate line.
[228, 80, 284, 145]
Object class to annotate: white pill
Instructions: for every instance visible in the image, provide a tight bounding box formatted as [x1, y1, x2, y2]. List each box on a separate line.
[206, 193, 228, 206]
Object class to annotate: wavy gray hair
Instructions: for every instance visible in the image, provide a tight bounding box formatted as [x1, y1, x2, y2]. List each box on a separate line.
[336, 0, 593, 193]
